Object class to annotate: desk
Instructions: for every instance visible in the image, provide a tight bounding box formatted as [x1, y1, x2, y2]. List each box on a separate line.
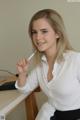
[0, 76, 39, 120]
[0, 90, 29, 120]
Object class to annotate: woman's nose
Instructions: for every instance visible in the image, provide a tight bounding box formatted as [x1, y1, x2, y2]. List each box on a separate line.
[36, 32, 42, 40]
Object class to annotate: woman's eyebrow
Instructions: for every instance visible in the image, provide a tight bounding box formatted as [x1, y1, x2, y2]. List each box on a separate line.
[40, 28, 47, 31]
[32, 28, 47, 31]
[32, 28, 48, 32]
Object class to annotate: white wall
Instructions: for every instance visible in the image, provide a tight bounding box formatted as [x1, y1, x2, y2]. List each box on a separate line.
[0, 0, 80, 73]
[0, 0, 80, 120]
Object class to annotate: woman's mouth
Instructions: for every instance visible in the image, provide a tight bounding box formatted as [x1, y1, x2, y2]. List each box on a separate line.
[36, 41, 47, 46]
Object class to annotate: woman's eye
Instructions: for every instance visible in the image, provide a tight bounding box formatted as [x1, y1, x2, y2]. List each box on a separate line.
[31, 31, 37, 35]
[42, 30, 48, 34]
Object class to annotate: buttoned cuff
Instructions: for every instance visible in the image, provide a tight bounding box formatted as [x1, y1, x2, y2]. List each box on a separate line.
[15, 80, 32, 93]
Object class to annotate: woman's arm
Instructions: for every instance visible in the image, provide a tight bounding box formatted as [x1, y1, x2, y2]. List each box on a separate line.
[15, 58, 39, 93]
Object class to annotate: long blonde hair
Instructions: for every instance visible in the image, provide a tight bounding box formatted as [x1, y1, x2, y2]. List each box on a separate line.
[28, 9, 73, 64]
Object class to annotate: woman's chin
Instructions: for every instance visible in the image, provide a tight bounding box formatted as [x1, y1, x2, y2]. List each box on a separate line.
[38, 48, 45, 52]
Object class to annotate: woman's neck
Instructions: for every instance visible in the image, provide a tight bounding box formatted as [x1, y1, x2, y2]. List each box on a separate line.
[45, 50, 57, 64]
[45, 45, 57, 61]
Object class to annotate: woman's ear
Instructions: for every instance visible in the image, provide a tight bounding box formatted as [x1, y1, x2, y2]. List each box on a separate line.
[56, 33, 59, 39]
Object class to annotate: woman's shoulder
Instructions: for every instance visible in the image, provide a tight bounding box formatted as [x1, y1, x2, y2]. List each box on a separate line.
[64, 50, 80, 56]
[64, 50, 80, 61]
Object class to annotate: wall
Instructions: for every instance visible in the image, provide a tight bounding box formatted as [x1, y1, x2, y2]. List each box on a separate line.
[0, 0, 80, 120]
[0, 0, 80, 73]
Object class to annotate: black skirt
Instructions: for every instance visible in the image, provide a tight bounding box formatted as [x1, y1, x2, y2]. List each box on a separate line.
[50, 109, 80, 120]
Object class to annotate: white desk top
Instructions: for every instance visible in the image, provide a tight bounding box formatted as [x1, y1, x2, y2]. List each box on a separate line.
[0, 90, 28, 116]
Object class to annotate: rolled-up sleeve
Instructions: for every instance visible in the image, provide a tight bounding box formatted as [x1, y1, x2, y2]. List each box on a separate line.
[15, 68, 39, 94]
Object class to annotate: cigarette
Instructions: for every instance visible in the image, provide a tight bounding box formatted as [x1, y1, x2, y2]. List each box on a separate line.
[28, 51, 36, 61]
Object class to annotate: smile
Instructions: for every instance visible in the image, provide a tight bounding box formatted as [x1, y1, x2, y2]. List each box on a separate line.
[36, 41, 47, 46]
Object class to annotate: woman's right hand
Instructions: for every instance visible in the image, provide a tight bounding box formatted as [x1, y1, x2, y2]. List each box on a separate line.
[16, 58, 29, 87]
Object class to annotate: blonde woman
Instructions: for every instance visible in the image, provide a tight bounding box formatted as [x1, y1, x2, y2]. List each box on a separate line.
[15, 9, 80, 120]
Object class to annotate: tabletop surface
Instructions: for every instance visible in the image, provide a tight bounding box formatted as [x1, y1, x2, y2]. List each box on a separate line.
[0, 90, 28, 116]
[0, 76, 28, 116]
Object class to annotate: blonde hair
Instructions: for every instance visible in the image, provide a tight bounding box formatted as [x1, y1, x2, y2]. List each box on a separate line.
[28, 9, 73, 64]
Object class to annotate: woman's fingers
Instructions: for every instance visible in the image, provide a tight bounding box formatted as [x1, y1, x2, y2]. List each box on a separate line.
[16, 58, 29, 73]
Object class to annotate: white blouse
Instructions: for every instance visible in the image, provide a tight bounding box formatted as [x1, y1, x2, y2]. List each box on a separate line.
[15, 50, 80, 120]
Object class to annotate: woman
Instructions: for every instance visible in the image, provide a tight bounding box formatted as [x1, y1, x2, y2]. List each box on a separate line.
[15, 9, 80, 120]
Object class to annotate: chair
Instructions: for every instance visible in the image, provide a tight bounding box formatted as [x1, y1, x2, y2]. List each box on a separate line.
[25, 87, 41, 120]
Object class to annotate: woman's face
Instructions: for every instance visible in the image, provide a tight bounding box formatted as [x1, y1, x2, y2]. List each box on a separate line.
[31, 18, 59, 54]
